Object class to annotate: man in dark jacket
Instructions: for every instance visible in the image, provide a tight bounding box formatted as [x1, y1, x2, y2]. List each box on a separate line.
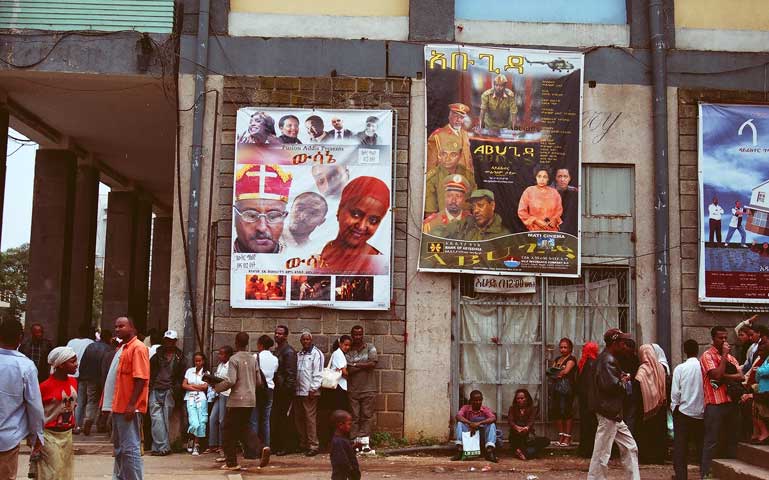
[272, 324, 298, 456]
[587, 329, 640, 480]
[148, 330, 186, 456]
[19, 323, 53, 384]
[79, 329, 113, 435]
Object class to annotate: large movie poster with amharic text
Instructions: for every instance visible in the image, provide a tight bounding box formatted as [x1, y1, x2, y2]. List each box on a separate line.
[698, 103, 769, 305]
[419, 45, 583, 276]
[230, 108, 393, 309]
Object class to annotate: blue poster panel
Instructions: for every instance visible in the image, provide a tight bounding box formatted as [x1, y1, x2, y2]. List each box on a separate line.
[699, 103, 769, 304]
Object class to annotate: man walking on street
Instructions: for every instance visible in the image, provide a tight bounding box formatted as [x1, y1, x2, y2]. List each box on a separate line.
[78, 329, 113, 435]
[671, 339, 704, 480]
[346, 325, 378, 454]
[67, 324, 94, 433]
[19, 323, 53, 384]
[102, 316, 149, 480]
[215, 332, 268, 470]
[587, 328, 640, 480]
[700, 325, 743, 478]
[272, 325, 298, 456]
[0, 318, 45, 479]
[148, 330, 185, 456]
[294, 330, 324, 456]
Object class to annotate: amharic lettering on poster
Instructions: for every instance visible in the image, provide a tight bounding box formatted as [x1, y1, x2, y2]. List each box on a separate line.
[231, 108, 393, 309]
[419, 45, 583, 276]
[698, 104, 769, 305]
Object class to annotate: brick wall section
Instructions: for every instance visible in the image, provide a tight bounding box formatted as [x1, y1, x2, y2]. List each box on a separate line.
[677, 89, 768, 347]
[214, 76, 411, 435]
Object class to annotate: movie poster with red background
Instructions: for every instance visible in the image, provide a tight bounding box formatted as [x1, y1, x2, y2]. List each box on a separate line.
[419, 45, 583, 277]
[230, 108, 393, 309]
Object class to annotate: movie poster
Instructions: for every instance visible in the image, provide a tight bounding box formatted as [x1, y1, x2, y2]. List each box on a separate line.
[230, 108, 393, 309]
[418, 45, 583, 276]
[699, 103, 769, 304]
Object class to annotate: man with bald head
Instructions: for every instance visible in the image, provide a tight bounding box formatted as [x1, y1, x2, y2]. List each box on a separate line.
[311, 164, 349, 198]
[324, 116, 353, 143]
[103, 316, 149, 479]
[284, 192, 328, 248]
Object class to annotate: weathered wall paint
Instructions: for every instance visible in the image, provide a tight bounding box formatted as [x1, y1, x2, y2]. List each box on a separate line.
[455, 0, 626, 24]
[230, 0, 408, 16]
[675, 0, 769, 31]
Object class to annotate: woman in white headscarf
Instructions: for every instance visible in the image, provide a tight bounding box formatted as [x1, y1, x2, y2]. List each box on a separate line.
[36, 346, 79, 480]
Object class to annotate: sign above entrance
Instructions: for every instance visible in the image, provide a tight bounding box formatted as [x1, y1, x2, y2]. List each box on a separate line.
[418, 44, 583, 277]
[230, 108, 394, 310]
[473, 275, 536, 294]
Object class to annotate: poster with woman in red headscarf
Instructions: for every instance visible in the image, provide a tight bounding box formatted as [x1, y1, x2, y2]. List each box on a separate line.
[231, 108, 394, 309]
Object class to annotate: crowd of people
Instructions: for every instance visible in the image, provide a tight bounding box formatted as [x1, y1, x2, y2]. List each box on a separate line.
[448, 315, 769, 480]
[0, 317, 375, 479]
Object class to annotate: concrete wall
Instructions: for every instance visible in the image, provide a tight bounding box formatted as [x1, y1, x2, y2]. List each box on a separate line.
[674, 0, 769, 52]
[207, 76, 411, 435]
[228, 0, 410, 39]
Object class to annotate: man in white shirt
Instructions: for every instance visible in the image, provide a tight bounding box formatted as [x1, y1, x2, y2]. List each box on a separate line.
[724, 200, 747, 247]
[67, 324, 94, 432]
[250, 335, 279, 455]
[671, 339, 705, 480]
[707, 197, 724, 244]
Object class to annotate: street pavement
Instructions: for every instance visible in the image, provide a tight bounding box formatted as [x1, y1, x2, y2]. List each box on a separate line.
[15, 450, 681, 479]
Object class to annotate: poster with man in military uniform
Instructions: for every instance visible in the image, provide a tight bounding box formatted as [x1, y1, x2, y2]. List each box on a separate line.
[230, 108, 394, 309]
[419, 45, 584, 276]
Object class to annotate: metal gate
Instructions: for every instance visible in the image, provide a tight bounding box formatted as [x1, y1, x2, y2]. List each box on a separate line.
[452, 267, 632, 435]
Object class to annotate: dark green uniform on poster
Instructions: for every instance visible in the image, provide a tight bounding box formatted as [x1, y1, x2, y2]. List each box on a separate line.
[442, 213, 511, 241]
[424, 164, 476, 215]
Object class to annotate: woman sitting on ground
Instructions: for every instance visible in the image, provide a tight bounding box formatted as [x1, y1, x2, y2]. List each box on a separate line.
[508, 388, 549, 460]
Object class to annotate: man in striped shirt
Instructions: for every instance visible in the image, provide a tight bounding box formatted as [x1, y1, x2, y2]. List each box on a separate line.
[700, 325, 743, 478]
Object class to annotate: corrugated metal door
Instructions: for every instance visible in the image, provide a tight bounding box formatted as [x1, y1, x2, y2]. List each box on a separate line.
[0, 0, 175, 33]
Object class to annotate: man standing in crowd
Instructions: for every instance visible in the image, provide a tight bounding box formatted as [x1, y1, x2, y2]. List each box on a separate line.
[19, 322, 53, 384]
[0, 318, 44, 478]
[103, 316, 149, 480]
[671, 339, 704, 480]
[67, 324, 94, 433]
[148, 330, 185, 456]
[215, 332, 268, 470]
[294, 331, 324, 457]
[346, 325, 378, 454]
[272, 325, 297, 456]
[78, 329, 113, 435]
[587, 328, 640, 480]
[700, 325, 743, 478]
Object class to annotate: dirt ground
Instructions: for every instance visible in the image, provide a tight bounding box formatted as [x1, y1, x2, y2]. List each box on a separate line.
[16, 450, 685, 479]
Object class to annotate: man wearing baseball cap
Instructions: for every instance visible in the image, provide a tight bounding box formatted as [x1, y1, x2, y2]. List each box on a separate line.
[587, 328, 640, 480]
[443, 189, 511, 241]
[148, 329, 186, 456]
[426, 102, 474, 174]
[423, 174, 471, 234]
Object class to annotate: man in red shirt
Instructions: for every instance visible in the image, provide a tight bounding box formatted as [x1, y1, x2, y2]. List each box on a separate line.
[102, 317, 149, 480]
[700, 325, 743, 478]
[451, 390, 498, 463]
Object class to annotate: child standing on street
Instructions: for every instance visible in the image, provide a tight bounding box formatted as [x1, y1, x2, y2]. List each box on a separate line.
[330, 410, 361, 480]
[182, 352, 210, 455]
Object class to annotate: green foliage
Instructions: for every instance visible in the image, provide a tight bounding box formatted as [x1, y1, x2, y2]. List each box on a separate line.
[92, 268, 104, 325]
[0, 243, 29, 320]
[370, 430, 442, 449]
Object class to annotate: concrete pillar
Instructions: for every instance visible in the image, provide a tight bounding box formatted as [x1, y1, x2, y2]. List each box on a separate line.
[101, 191, 152, 333]
[64, 164, 99, 340]
[0, 104, 8, 246]
[148, 216, 172, 333]
[25, 149, 77, 344]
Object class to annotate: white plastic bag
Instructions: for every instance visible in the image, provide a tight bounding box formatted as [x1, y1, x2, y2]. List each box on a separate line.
[461, 430, 481, 458]
[321, 367, 342, 389]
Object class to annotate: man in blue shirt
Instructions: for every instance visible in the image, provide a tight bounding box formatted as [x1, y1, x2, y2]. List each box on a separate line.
[0, 318, 45, 478]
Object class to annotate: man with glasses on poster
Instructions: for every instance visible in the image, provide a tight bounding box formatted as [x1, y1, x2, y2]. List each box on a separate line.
[233, 164, 293, 254]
